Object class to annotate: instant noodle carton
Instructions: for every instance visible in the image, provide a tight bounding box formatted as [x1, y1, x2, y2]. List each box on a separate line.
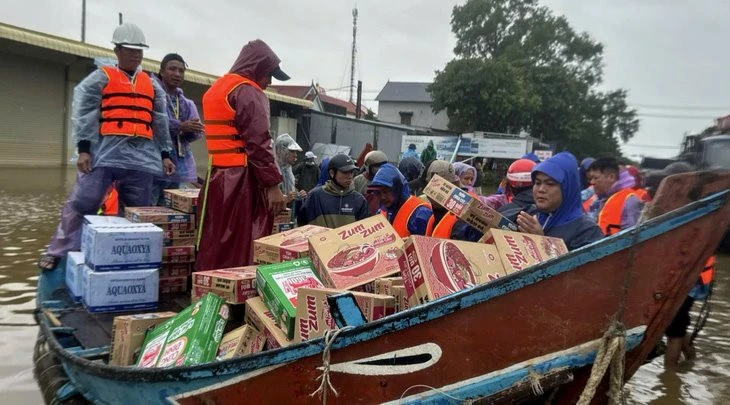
[216, 324, 265, 360]
[136, 293, 229, 368]
[65, 251, 85, 302]
[159, 276, 188, 294]
[253, 225, 329, 264]
[256, 259, 325, 340]
[489, 229, 569, 274]
[109, 311, 176, 366]
[159, 263, 193, 278]
[162, 246, 196, 263]
[81, 223, 163, 271]
[272, 209, 294, 234]
[81, 266, 159, 313]
[374, 277, 407, 312]
[391, 285, 409, 312]
[293, 287, 396, 343]
[163, 189, 199, 214]
[191, 266, 257, 304]
[125, 206, 195, 226]
[163, 237, 197, 247]
[399, 235, 507, 308]
[244, 296, 292, 349]
[423, 175, 518, 234]
[308, 216, 404, 291]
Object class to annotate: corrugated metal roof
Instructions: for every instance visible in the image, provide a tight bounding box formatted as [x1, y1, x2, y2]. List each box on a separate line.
[0, 22, 312, 108]
[375, 81, 433, 103]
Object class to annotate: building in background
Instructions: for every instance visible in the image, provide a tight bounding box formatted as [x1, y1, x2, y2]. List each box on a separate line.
[375, 81, 450, 131]
[269, 83, 368, 118]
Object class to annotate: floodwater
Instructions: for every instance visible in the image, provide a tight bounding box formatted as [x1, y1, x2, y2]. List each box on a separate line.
[0, 167, 727, 404]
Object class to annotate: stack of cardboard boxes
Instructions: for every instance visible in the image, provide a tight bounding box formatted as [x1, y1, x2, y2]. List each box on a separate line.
[66, 215, 162, 313]
[126, 201, 197, 295]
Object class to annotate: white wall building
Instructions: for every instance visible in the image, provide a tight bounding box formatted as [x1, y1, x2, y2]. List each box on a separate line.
[375, 81, 450, 131]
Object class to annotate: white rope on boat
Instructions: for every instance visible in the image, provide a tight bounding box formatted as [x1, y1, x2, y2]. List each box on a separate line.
[528, 367, 544, 396]
[399, 384, 475, 404]
[310, 326, 353, 404]
[576, 321, 626, 405]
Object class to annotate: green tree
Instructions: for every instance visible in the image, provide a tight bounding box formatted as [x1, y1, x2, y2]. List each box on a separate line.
[430, 0, 639, 158]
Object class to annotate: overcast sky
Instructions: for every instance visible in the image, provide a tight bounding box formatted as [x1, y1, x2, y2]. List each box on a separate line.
[3, 0, 730, 158]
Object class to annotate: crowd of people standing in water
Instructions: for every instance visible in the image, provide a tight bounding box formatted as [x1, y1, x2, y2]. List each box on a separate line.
[36, 22, 715, 371]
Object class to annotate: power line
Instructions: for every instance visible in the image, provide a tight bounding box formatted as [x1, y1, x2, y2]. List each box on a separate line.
[636, 113, 716, 120]
[631, 103, 728, 111]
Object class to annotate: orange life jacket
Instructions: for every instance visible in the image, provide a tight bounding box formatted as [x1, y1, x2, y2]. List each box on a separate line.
[99, 185, 119, 216]
[382, 196, 431, 238]
[99, 66, 154, 139]
[202, 74, 262, 167]
[425, 212, 458, 239]
[597, 188, 637, 236]
[583, 192, 596, 213]
[701, 256, 715, 285]
[632, 187, 650, 202]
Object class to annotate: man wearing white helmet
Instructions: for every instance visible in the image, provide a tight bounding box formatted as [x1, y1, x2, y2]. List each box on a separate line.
[38, 23, 174, 270]
[353, 150, 388, 195]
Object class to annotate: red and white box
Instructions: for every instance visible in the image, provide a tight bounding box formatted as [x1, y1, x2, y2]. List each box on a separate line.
[489, 229, 568, 273]
[399, 235, 507, 308]
[244, 296, 291, 349]
[308, 216, 404, 291]
[253, 225, 329, 264]
[191, 266, 257, 304]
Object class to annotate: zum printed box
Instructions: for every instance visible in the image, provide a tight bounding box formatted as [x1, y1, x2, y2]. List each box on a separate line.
[308, 216, 404, 291]
[109, 311, 176, 366]
[162, 246, 195, 263]
[216, 324, 265, 360]
[163, 189, 199, 214]
[399, 235, 506, 308]
[423, 174, 518, 234]
[125, 206, 195, 225]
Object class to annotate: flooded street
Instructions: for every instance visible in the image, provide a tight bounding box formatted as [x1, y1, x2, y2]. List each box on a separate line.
[0, 168, 728, 404]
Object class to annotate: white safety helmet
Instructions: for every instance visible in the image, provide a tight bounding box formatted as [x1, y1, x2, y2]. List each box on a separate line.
[112, 23, 149, 50]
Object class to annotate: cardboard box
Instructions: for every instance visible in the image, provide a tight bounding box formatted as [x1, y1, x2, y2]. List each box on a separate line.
[391, 285, 409, 312]
[162, 246, 195, 263]
[65, 251, 85, 302]
[159, 276, 189, 294]
[256, 259, 324, 340]
[273, 222, 295, 234]
[254, 225, 329, 264]
[272, 209, 292, 233]
[163, 189, 199, 214]
[137, 293, 228, 368]
[162, 229, 197, 240]
[294, 287, 395, 343]
[81, 266, 159, 313]
[81, 223, 163, 271]
[399, 235, 507, 308]
[82, 215, 131, 249]
[308, 216, 404, 291]
[423, 175, 518, 234]
[109, 311, 176, 366]
[159, 263, 193, 278]
[216, 324, 265, 360]
[244, 296, 292, 349]
[125, 206, 195, 225]
[154, 222, 197, 231]
[191, 266, 258, 304]
[490, 229, 569, 273]
[163, 237, 197, 247]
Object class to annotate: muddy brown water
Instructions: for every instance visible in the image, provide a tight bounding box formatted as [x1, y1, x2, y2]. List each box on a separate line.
[0, 168, 727, 404]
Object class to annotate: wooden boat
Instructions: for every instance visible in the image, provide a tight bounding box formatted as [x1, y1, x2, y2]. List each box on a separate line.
[33, 171, 730, 404]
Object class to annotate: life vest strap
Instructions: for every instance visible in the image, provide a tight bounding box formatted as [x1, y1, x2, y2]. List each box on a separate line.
[206, 134, 242, 140]
[101, 92, 154, 102]
[208, 147, 245, 155]
[99, 117, 152, 127]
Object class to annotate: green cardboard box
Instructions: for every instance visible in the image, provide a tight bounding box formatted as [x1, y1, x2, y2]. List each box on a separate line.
[136, 292, 228, 368]
[256, 258, 324, 340]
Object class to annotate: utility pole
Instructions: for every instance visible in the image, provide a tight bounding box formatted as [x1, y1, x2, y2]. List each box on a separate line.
[349, 7, 358, 104]
[118, 12, 123, 25]
[81, 0, 86, 42]
[356, 80, 363, 119]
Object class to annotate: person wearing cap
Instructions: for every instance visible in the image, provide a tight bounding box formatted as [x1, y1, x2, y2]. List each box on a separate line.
[369, 163, 432, 238]
[516, 152, 603, 251]
[274, 133, 306, 202]
[354, 150, 388, 195]
[298, 154, 369, 228]
[586, 157, 642, 236]
[294, 151, 320, 193]
[196, 39, 289, 270]
[38, 23, 174, 270]
[150, 53, 204, 205]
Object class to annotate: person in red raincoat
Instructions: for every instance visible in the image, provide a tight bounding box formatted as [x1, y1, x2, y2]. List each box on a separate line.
[195, 40, 288, 270]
